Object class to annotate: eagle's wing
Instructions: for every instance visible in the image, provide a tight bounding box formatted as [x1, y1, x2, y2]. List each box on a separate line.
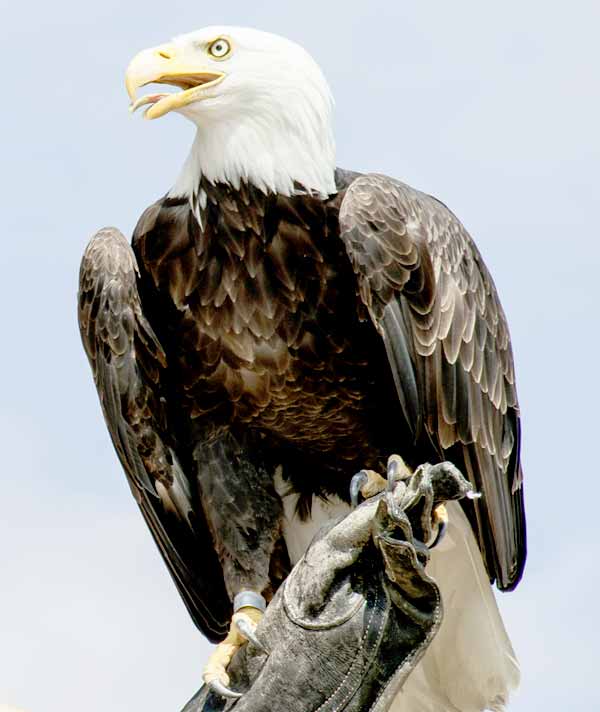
[78, 227, 230, 641]
[338, 174, 526, 590]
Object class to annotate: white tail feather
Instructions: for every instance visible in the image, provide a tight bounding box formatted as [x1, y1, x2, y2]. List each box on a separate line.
[392, 502, 520, 711]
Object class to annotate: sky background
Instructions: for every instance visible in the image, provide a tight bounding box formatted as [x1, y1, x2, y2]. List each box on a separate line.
[1, 1, 598, 710]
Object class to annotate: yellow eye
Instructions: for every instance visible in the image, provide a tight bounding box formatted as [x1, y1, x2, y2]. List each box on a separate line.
[208, 38, 232, 59]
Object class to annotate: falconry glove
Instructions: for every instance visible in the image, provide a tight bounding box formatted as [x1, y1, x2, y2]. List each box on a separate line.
[183, 462, 473, 712]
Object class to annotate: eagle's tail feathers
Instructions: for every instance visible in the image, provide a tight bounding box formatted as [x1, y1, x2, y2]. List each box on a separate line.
[392, 501, 520, 711]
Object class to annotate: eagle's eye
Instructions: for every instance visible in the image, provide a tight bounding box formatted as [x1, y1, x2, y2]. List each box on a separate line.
[208, 38, 232, 60]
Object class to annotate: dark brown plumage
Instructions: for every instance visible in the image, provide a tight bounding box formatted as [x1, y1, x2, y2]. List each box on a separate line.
[78, 168, 525, 643]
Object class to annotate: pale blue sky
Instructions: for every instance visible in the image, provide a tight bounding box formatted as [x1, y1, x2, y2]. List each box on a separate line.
[1, 1, 598, 710]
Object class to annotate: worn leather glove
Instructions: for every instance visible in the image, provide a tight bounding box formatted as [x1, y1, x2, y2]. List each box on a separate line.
[183, 462, 472, 712]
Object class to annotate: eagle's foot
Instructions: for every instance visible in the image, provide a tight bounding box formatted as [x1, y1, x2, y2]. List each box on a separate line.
[203, 596, 266, 699]
[351, 457, 450, 549]
[350, 455, 412, 507]
[203, 637, 243, 700]
[350, 469, 387, 507]
[232, 608, 266, 652]
[429, 502, 449, 548]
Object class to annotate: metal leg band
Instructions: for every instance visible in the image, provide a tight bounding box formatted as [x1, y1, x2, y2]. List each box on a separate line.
[233, 591, 267, 613]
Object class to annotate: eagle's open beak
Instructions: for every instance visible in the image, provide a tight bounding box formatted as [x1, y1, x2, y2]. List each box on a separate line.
[125, 44, 225, 120]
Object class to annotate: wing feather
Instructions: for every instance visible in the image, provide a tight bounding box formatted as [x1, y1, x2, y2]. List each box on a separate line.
[78, 227, 230, 641]
[339, 175, 526, 589]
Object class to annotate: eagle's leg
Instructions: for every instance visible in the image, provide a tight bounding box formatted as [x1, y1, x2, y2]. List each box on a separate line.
[350, 455, 449, 548]
[194, 433, 282, 698]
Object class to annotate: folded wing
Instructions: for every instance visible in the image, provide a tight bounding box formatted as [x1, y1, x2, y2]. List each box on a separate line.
[339, 175, 526, 589]
[78, 227, 230, 641]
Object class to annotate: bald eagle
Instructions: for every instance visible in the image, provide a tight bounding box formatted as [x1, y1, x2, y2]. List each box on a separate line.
[78, 26, 525, 709]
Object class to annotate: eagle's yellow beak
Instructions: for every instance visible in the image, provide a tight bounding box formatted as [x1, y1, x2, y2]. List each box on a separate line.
[125, 44, 225, 120]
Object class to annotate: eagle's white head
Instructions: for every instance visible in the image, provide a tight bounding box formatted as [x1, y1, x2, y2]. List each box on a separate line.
[126, 27, 336, 200]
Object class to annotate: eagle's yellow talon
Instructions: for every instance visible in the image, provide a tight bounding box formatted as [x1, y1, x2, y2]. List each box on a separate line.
[429, 503, 449, 548]
[233, 606, 265, 651]
[202, 636, 238, 687]
[202, 605, 265, 698]
[433, 503, 448, 527]
[386, 454, 413, 486]
[351, 455, 414, 507]
[360, 470, 389, 499]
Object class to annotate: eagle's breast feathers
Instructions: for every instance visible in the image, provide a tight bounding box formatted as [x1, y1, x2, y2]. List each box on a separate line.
[130, 178, 395, 471]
